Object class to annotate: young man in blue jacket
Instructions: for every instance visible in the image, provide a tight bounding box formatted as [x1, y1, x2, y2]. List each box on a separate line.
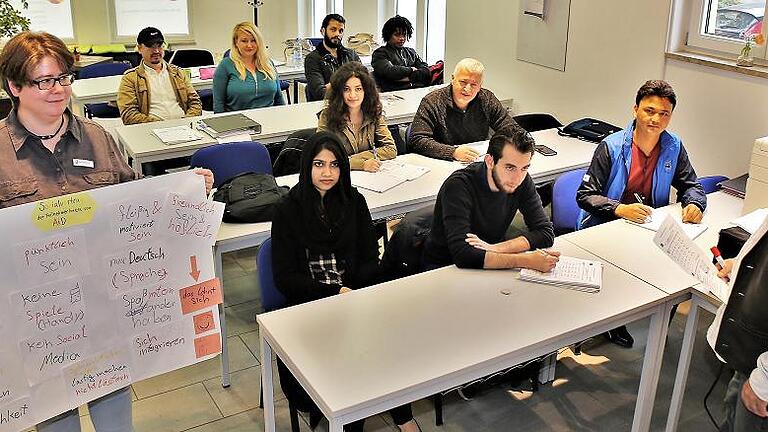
[576, 80, 706, 348]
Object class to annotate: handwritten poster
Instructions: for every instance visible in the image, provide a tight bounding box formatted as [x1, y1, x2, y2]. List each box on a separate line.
[0, 171, 224, 431]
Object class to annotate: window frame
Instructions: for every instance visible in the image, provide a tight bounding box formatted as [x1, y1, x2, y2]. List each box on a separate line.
[685, 0, 768, 59]
[13, 0, 76, 43]
[311, 0, 343, 36]
[107, 0, 196, 45]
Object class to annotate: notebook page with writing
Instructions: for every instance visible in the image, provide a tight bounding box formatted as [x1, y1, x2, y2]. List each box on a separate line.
[519, 256, 603, 293]
[627, 206, 708, 239]
[653, 214, 729, 301]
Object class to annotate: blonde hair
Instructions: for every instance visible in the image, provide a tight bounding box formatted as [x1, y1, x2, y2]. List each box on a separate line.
[230, 22, 275, 81]
[453, 58, 485, 78]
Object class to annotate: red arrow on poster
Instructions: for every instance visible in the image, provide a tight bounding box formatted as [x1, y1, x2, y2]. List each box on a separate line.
[189, 255, 200, 281]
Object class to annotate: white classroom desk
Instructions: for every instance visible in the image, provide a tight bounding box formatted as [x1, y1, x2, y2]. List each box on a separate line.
[212, 128, 596, 387]
[275, 55, 372, 81]
[70, 68, 213, 115]
[116, 86, 435, 175]
[258, 238, 674, 432]
[556, 191, 746, 431]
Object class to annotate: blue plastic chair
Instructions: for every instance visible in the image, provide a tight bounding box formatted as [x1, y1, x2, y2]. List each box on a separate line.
[79, 62, 131, 118]
[257, 238, 288, 312]
[552, 168, 588, 235]
[256, 238, 299, 431]
[189, 141, 272, 189]
[699, 175, 729, 194]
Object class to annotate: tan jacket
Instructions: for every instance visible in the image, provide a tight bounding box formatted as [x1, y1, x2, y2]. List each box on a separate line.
[317, 110, 397, 170]
[117, 62, 202, 125]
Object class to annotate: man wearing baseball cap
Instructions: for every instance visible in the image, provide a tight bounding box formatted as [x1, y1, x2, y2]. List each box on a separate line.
[117, 27, 201, 125]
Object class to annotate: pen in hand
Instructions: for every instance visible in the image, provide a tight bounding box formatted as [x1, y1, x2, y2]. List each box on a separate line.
[371, 145, 380, 161]
[634, 192, 644, 204]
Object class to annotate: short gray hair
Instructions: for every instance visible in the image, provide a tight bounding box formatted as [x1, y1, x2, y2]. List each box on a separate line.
[453, 58, 484, 77]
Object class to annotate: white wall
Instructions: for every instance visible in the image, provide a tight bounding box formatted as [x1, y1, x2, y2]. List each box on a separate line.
[445, 0, 768, 177]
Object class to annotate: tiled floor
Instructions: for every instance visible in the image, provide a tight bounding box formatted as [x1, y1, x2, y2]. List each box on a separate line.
[67, 245, 732, 432]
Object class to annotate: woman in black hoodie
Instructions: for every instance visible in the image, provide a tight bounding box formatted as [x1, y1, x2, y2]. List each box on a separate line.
[271, 131, 420, 432]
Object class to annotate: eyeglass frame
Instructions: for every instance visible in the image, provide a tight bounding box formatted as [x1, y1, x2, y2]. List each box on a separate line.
[30, 73, 76, 91]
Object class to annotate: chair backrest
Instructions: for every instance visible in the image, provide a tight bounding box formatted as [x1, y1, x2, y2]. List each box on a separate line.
[79, 62, 130, 79]
[189, 141, 272, 188]
[698, 175, 729, 194]
[273, 128, 315, 176]
[513, 113, 563, 133]
[257, 238, 288, 312]
[169, 49, 215, 68]
[551, 168, 588, 235]
[223, 49, 231, 58]
[308, 38, 323, 48]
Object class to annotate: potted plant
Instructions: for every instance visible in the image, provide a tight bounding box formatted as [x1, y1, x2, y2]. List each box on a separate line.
[0, 0, 30, 40]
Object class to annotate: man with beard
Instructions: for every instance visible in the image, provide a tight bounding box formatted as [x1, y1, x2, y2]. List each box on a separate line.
[117, 27, 201, 125]
[304, 14, 362, 102]
[422, 130, 558, 271]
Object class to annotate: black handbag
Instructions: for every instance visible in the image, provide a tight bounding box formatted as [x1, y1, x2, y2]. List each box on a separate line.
[212, 172, 289, 223]
[558, 118, 622, 143]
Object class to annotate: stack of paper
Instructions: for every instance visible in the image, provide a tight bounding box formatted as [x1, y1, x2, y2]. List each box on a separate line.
[350, 161, 430, 193]
[627, 207, 708, 239]
[152, 125, 203, 145]
[729, 208, 768, 234]
[653, 215, 729, 301]
[519, 256, 603, 293]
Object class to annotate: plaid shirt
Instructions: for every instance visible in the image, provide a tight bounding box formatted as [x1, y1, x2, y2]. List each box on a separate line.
[306, 250, 345, 286]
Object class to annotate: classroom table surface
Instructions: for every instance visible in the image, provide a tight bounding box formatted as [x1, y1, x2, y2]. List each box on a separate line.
[257, 238, 671, 431]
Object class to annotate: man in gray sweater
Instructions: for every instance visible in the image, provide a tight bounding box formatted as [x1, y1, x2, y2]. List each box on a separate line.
[409, 58, 520, 162]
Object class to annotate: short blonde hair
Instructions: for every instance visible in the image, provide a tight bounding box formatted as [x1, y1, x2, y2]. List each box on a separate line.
[453, 58, 484, 78]
[230, 22, 275, 81]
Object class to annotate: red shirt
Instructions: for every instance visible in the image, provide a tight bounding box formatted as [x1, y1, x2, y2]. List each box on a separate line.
[621, 143, 660, 205]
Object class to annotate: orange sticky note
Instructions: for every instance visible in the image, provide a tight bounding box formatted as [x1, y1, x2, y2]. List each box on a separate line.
[179, 278, 222, 314]
[193, 311, 216, 335]
[194, 333, 221, 358]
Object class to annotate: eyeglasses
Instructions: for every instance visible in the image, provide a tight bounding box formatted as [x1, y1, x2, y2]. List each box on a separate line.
[30, 73, 76, 90]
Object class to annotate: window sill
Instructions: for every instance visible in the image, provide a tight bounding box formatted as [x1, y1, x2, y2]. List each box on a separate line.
[665, 51, 768, 79]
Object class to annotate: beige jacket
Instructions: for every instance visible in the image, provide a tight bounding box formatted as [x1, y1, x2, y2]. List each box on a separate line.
[117, 62, 202, 125]
[317, 110, 397, 170]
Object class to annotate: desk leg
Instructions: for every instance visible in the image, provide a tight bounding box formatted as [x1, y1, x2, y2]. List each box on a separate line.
[215, 247, 231, 388]
[329, 418, 343, 432]
[131, 157, 144, 176]
[260, 337, 276, 432]
[632, 302, 672, 432]
[665, 295, 703, 432]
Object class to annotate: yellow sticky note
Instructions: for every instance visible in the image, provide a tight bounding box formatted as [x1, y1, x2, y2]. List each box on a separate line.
[32, 192, 97, 231]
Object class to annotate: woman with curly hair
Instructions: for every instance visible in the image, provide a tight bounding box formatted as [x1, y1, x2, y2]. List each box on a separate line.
[317, 62, 397, 172]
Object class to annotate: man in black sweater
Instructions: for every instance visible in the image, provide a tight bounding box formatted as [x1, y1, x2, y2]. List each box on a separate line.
[304, 14, 362, 102]
[409, 58, 521, 162]
[423, 130, 558, 271]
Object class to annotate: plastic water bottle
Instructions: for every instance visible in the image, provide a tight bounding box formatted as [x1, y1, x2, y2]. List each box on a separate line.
[291, 38, 302, 66]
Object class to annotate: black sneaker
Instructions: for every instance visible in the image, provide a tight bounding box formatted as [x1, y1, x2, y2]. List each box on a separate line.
[605, 325, 634, 348]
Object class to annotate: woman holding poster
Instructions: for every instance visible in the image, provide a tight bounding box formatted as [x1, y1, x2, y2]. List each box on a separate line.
[0, 31, 212, 432]
[270, 131, 420, 432]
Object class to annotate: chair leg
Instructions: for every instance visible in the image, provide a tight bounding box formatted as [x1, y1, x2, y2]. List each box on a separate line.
[284, 89, 292, 105]
[433, 393, 443, 426]
[288, 401, 300, 432]
[259, 384, 263, 408]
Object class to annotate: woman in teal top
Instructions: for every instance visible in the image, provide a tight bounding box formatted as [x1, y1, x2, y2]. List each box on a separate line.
[213, 22, 285, 113]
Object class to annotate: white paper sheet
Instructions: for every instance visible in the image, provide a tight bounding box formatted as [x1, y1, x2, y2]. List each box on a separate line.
[653, 215, 729, 300]
[627, 206, 708, 239]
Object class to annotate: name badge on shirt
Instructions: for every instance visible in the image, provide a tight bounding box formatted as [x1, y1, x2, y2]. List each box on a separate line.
[73, 159, 95, 168]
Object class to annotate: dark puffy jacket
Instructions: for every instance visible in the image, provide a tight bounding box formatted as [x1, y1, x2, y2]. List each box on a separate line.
[371, 43, 430, 91]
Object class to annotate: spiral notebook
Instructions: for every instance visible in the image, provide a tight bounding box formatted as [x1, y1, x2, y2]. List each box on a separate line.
[519, 256, 603, 293]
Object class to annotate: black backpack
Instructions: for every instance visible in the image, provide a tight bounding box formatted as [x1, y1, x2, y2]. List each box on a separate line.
[558, 118, 621, 143]
[380, 205, 434, 280]
[212, 172, 289, 223]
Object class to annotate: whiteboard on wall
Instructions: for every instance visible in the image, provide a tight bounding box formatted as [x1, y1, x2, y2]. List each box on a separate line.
[12, 0, 75, 41]
[516, 0, 571, 71]
[111, 0, 191, 40]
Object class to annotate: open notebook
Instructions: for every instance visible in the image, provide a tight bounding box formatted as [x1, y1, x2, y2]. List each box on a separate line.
[519, 256, 603, 293]
[350, 160, 430, 193]
[627, 206, 708, 239]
